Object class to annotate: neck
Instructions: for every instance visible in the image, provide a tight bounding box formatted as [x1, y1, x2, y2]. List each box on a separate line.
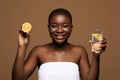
[51, 40, 70, 49]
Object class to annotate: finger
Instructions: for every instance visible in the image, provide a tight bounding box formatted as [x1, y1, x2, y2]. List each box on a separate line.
[103, 45, 106, 51]
[98, 44, 106, 52]
[89, 40, 92, 44]
[19, 29, 28, 38]
[101, 43, 106, 47]
[100, 38, 107, 44]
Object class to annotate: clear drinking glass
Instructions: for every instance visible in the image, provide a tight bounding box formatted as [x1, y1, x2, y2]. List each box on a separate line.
[91, 28, 103, 52]
[91, 28, 103, 43]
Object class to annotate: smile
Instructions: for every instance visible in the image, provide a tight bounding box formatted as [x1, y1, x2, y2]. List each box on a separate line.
[56, 36, 64, 40]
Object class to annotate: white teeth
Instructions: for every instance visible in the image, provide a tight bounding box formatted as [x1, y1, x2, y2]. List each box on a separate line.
[57, 36, 63, 39]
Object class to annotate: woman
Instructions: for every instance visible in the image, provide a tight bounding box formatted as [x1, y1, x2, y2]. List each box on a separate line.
[12, 8, 107, 80]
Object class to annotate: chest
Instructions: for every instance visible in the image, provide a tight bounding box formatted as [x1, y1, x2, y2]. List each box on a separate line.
[38, 50, 81, 64]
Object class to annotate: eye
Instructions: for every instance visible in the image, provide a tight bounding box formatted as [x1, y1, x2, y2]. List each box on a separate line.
[62, 24, 70, 28]
[50, 24, 58, 28]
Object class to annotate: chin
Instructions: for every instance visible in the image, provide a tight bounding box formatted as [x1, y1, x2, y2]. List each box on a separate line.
[53, 38, 66, 44]
[56, 40, 64, 44]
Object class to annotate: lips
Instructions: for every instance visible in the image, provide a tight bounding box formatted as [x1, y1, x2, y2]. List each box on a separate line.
[53, 33, 66, 40]
[51, 33, 67, 42]
[56, 35, 64, 38]
[56, 35, 64, 40]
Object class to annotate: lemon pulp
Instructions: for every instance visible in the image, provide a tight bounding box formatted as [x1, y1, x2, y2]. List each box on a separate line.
[22, 22, 32, 33]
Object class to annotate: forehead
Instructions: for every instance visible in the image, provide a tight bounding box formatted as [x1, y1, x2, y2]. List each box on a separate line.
[50, 15, 70, 23]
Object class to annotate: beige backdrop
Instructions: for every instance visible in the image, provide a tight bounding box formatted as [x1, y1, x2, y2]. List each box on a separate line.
[0, 0, 120, 80]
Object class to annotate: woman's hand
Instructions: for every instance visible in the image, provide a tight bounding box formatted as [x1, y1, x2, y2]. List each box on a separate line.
[90, 38, 107, 55]
[18, 30, 30, 47]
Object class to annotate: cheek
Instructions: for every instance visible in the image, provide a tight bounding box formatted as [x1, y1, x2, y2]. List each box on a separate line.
[49, 28, 56, 34]
[63, 28, 68, 31]
[50, 29, 56, 33]
[51, 28, 57, 32]
[63, 28, 72, 33]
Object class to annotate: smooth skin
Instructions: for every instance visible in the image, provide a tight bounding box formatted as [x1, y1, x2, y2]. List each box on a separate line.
[12, 15, 107, 80]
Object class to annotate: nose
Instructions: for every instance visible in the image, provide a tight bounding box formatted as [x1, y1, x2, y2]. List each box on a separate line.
[56, 26, 63, 33]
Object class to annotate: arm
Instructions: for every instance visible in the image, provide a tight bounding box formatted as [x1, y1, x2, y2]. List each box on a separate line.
[79, 39, 107, 80]
[79, 47, 90, 80]
[87, 53, 100, 80]
[12, 31, 38, 80]
[87, 38, 107, 80]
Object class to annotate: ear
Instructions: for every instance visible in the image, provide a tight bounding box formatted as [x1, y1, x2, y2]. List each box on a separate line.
[47, 24, 51, 31]
[71, 24, 73, 29]
[47, 24, 50, 28]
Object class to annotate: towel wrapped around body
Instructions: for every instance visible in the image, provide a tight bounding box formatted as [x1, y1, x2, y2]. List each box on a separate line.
[38, 62, 80, 80]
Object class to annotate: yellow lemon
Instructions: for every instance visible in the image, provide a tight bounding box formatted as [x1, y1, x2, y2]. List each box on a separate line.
[22, 22, 32, 33]
[92, 33, 102, 41]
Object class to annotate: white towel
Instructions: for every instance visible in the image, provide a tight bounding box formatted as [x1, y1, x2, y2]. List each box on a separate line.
[38, 62, 80, 80]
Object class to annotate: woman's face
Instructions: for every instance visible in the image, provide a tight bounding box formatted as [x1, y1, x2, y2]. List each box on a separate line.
[48, 15, 73, 44]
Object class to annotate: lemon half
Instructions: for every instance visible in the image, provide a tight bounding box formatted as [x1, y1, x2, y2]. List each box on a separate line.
[22, 22, 32, 33]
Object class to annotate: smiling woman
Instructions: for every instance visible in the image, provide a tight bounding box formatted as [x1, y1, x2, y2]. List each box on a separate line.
[12, 8, 107, 80]
[48, 15, 73, 44]
[48, 8, 73, 45]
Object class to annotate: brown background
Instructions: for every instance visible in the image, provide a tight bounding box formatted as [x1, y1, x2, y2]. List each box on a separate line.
[0, 0, 120, 80]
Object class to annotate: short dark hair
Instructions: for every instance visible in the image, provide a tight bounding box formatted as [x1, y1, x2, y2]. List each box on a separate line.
[48, 8, 72, 24]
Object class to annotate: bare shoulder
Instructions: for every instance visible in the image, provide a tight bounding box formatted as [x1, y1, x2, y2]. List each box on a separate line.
[71, 44, 87, 54]
[31, 44, 48, 54]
